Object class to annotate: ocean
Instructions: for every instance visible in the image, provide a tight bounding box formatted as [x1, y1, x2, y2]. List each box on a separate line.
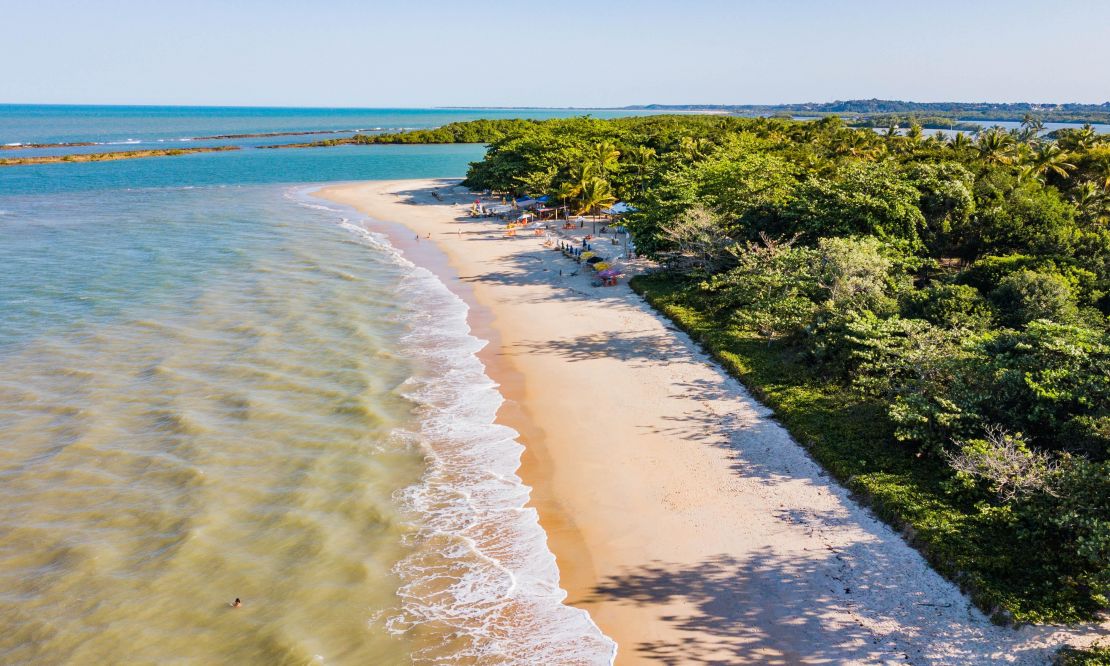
[0, 106, 624, 664]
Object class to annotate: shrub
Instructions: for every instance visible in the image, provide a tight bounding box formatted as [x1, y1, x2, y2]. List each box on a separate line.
[991, 269, 1079, 327]
[815, 236, 899, 315]
[904, 283, 994, 329]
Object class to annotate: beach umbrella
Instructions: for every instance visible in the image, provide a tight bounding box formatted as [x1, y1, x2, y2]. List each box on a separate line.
[585, 256, 604, 265]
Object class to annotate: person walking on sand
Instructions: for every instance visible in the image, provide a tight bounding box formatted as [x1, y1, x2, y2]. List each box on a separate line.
[231, 598, 242, 608]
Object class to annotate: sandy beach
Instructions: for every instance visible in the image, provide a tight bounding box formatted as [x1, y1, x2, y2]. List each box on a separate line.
[316, 179, 1108, 665]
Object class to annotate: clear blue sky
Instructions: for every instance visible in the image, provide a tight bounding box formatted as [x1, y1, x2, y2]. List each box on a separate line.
[3, 0, 1108, 107]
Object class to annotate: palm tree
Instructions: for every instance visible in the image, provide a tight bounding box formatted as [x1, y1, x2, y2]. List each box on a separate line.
[1018, 113, 1045, 144]
[678, 136, 713, 161]
[590, 141, 621, 177]
[566, 163, 595, 198]
[948, 131, 974, 157]
[1030, 143, 1076, 181]
[925, 131, 948, 149]
[834, 130, 883, 159]
[627, 145, 657, 194]
[1073, 124, 1098, 151]
[1072, 180, 1108, 225]
[552, 181, 577, 219]
[575, 177, 616, 215]
[976, 128, 1016, 165]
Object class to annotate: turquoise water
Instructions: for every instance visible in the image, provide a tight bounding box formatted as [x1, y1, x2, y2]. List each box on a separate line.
[0, 108, 618, 664]
[0, 104, 658, 162]
[0, 104, 662, 196]
[0, 143, 488, 195]
[0, 104, 652, 146]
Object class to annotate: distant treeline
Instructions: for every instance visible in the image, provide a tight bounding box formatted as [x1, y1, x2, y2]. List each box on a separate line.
[262, 119, 541, 149]
[627, 99, 1110, 124]
[848, 115, 982, 132]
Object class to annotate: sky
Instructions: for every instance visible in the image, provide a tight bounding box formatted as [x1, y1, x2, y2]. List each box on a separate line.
[3, 0, 1108, 107]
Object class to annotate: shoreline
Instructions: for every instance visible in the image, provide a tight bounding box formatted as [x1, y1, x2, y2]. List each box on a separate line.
[315, 178, 1106, 664]
[312, 182, 606, 622]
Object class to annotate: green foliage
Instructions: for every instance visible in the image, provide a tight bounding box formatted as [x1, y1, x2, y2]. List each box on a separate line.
[846, 316, 982, 451]
[961, 254, 1104, 309]
[814, 236, 899, 314]
[903, 283, 994, 329]
[902, 161, 976, 255]
[983, 322, 1110, 448]
[1038, 457, 1110, 603]
[453, 112, 1110, 621]
[784, 161, 927, 249]
[1060, 415, 1110, 459]
[701, 238, 819, 341]
[1056, 644, 1110, 666]
[991, 269, 1079, 327]
[973, 183, 1080, 257]
[353, 118, 537, 145]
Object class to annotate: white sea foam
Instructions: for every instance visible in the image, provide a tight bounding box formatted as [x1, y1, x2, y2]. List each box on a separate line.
[388, 271, 616, 664]
[294, 188, 616, 664]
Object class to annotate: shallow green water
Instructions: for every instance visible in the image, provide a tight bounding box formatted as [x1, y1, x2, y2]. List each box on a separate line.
[0, 184, 613, 664]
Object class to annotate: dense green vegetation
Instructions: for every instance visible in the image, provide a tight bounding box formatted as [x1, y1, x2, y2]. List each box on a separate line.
[457, 113, 1110, 623]
[274, 119, 542, 149]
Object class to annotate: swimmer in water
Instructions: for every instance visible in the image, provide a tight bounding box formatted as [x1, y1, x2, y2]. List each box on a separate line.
[231, 598, 242, 608]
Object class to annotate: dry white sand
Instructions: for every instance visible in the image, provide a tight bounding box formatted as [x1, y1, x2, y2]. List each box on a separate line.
[317, 179, 1109, 665]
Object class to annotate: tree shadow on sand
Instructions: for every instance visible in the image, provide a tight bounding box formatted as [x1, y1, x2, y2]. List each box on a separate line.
[583, 546, 1072, 665]
[507, 329, 690, 366]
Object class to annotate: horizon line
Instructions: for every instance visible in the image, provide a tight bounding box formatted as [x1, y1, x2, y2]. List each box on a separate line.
[2, 99, 1109, 111]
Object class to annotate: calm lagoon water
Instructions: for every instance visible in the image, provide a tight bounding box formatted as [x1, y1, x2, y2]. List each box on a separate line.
[0, 107, 618, 664]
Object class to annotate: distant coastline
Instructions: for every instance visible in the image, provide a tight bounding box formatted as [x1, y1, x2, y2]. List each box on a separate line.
[443, 99, 1110, 124]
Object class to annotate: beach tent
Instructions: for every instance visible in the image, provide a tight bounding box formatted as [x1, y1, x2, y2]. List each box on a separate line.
[602, 202, 636, 215]
[515, 199, 537, 208]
